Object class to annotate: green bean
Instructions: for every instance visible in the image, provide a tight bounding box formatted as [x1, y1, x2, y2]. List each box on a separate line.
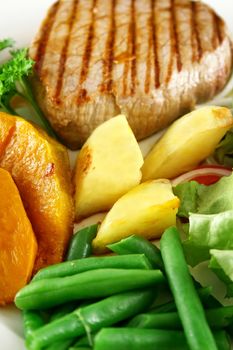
[50, 302, 77, 322]
[128, 306, 233, 329]
[227, 323, 233, 336]
[206, 307, 233, 328]
[107, 234, 163, 269]
[215, 332, 231, 350]
[72, 335, 91, 347]
[69, 348, 91, 350]
[32, 254, 153, 282]
[93, 328, 230, 350]
[160, 227, 218, 350]
[67, 225, 98, 261]
[15, 268, 164, 310]
[191, 280, 221, 309]
[45, 339, 74, 350]
[149, 300, 176, 313]
[28, 289, 155, 350]
[128, 311, 181, 329]
[204, 294, 222, 309]
[22, 310, 44, 343]
[149, 286, 212, 314]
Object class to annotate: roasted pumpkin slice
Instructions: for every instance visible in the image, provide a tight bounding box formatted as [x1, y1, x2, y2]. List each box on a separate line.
[0, 168, 37, 305]
[0, 112, 74, 272]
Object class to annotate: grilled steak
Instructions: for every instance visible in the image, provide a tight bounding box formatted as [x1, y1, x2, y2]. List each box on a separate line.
[30, 0, 233, 149]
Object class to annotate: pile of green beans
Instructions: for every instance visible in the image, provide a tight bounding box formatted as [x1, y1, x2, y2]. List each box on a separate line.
[16, 225, 232, 350]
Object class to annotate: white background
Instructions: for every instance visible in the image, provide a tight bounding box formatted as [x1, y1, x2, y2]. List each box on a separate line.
[0, 1, 233, 349]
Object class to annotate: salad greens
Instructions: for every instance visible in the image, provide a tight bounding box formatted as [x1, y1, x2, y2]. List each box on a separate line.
[183, 211, 233, 266]
[174, 173, 233, 293]
[173, 181, 201, 218]
[209, 250, 233, 298]
[0, 38, 56, 137]
[214, 129, 233, 167]
[174, 172, 233, 218]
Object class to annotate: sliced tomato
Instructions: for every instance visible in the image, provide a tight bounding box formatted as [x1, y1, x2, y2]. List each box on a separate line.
[190, 174, 222, 185]
[172, 165, 232, 186]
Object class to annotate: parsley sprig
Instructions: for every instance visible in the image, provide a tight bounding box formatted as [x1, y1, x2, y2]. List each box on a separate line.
[0, 39, 56, 137]
[0, 38, 14, 52]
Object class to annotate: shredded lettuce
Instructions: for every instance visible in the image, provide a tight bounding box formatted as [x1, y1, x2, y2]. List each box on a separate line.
[214, 129, 233, 167]
[173, 181, 201, 218]
[183, 211, 233, 266]
[197, 172, 233, 214]
[209, 250, 233, 297]
[174, 172, 233, 217]
[174, 174, 233, 268]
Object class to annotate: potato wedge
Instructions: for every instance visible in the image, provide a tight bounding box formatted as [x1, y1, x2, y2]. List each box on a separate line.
[0, 112, 74, 272]
[142, 106, 233, 180]
[0, 168, 37, 305]
[92, 180, 180, 253]
[74, 115, 143, 219]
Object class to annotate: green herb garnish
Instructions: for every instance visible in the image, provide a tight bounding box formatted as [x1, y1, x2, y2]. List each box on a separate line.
[0, 39, 56, 137]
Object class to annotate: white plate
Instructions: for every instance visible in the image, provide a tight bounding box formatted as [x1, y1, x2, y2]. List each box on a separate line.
[0, 1, 233, 349]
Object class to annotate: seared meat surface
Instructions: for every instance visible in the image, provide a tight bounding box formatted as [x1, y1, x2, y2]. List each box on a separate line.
[30, 0, 233, 149]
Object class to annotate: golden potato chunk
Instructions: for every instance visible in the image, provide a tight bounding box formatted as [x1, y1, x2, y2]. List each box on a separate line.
[0, 112, 74, 272]
[74, 115, 143, 219]
[142, 106, 233, 180]
[92, 180, 179, 253]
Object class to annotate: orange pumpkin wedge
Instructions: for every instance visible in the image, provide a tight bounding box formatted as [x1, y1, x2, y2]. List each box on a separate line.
[0, 168, 37, 305]
[0, 112, 74, 272]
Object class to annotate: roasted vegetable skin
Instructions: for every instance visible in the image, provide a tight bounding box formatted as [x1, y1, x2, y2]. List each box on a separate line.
[0, 168, 37, 305]
[0, 112, 74, 272]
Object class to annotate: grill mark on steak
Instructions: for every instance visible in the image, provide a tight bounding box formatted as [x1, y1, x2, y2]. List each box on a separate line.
[211, 10, 224, 95]
[212, 11, 224, 48]
[100, 0, 116, 93]
[166, 0, 182, 83]
[216, 16, 225, 44]
[34, 1, 60, 74]
[172, 0, 182, 72]
[145, 0, 160, 93]
[122, 1, 135, 96]
[130, 0, 137, 95]
[55, 0, 79, 103]
[191, 1, 202, 62]
[77, 0, 97, 103]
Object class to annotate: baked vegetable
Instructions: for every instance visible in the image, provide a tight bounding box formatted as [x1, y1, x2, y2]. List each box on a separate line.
[93, 180, 179, 253]
[74, 115, 143, 219]
[0, 168, 37, 305]
[142, 106, 233, 180]
[0, 112, 74, 272]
